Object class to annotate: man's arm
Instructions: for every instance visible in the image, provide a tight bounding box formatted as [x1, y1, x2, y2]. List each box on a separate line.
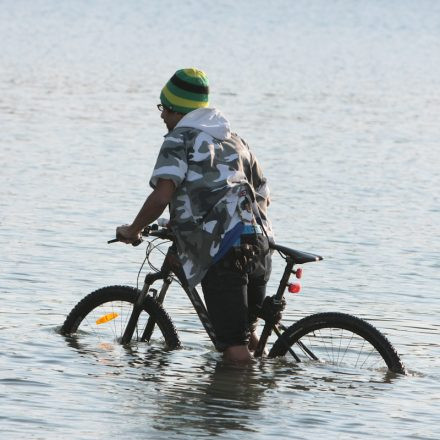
[116, 178, 176, 243]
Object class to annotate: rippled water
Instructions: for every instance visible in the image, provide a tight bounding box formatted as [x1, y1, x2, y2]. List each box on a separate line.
[1, 1, 440, 438]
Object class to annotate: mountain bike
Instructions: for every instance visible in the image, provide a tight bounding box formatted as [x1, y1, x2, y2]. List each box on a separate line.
[61, 224, 405, 375]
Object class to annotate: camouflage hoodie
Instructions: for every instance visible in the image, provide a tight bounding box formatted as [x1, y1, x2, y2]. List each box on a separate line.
[150, 108, 272, 287]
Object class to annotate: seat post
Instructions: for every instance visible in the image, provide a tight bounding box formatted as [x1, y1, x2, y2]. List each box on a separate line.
[274, 257, 295, 301]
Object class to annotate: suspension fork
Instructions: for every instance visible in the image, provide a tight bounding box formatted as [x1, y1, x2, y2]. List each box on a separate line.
[254, 257, 295, 358]
[121, 270, 168, 344]
[140, 274, 173, 342]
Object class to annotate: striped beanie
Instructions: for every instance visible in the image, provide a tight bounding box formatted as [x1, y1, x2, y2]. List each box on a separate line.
[160, 68, 209, 114]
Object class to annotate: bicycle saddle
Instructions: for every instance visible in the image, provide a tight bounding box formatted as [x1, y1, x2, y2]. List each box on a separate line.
[270, 242, 323, 264]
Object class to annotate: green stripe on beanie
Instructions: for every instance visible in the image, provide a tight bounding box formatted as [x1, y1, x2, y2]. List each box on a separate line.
[160, 68, 209, 114]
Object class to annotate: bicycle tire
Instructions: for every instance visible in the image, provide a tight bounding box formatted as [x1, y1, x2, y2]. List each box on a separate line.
[269, 312, 405, 374]
[61, 285, 180, 349]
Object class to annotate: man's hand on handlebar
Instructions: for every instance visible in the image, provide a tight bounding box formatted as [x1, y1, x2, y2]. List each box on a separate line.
[115, 224, 142, 244]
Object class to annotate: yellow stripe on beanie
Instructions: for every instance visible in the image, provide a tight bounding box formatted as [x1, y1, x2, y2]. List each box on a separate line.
[161, 86, 209, 110]
[183, 68, 207, 79]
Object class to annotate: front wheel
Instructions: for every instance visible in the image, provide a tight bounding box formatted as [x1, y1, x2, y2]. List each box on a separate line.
[269, 312, 405, 374]
[61, 285, 180, 349]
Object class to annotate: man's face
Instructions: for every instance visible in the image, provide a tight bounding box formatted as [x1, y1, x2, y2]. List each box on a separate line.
[160, 106, 184, 132]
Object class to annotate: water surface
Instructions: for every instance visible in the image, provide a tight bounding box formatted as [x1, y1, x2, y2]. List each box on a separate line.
[1, 1, 439, 438]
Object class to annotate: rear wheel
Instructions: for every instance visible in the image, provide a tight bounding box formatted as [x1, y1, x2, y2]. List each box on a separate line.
[61, 285, 180, 349]
[269, 312, 405, 374]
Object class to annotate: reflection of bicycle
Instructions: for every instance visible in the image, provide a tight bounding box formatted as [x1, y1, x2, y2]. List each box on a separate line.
[61, 224, 405, 375]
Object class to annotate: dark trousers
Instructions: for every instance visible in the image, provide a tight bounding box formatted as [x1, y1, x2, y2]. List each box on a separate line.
[201, 234, 271, 351]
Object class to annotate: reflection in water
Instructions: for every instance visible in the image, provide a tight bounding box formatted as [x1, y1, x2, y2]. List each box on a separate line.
[150, 359, 276, 435]
[63, 332, 174, 373]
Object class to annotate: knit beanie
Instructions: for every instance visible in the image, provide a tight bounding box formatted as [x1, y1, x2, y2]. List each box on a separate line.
[160, 68, 209, 114]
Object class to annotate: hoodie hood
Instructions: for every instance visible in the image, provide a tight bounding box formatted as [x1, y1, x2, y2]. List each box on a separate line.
[175, 108, 231, 141]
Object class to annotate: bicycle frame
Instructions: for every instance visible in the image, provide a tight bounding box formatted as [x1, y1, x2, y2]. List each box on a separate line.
[120, 227, 322, 357]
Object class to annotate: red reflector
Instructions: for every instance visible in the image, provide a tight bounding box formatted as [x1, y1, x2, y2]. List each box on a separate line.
[295, 268, 303, 279]
[288, 282, 301, 293]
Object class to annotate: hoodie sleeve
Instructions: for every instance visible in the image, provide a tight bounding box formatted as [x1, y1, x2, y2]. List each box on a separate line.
[150, 132, 188, 189]
[249, 151, 271, 209]
[238, 136, 270, 204]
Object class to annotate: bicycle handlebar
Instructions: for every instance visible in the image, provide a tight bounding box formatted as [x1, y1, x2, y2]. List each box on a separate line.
[108, 224, 173, 245]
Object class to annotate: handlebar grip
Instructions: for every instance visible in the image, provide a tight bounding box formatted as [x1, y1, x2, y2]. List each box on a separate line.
[107, 238, 143, 246]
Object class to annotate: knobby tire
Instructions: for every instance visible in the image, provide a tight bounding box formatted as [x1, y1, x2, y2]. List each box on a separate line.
[61, 285, 180, 349]
[269, 312, 405, 374]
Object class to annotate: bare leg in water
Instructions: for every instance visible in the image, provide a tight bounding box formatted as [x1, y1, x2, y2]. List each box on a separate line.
[223, 331, 266, 362]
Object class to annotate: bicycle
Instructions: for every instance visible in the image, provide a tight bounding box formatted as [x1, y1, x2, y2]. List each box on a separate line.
[61, 224, 406, 375]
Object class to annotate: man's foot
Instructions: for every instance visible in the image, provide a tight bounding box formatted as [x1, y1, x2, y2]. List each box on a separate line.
[223, 345, 253, 362]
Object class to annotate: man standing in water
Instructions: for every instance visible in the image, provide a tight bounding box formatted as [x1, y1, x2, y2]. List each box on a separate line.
[116, 68, 272, 362]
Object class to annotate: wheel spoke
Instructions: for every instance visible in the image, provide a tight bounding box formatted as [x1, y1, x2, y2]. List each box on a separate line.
[338, 329, 355, 366]
[73, 301, 139, 343]
[297, 327, 386, 371]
